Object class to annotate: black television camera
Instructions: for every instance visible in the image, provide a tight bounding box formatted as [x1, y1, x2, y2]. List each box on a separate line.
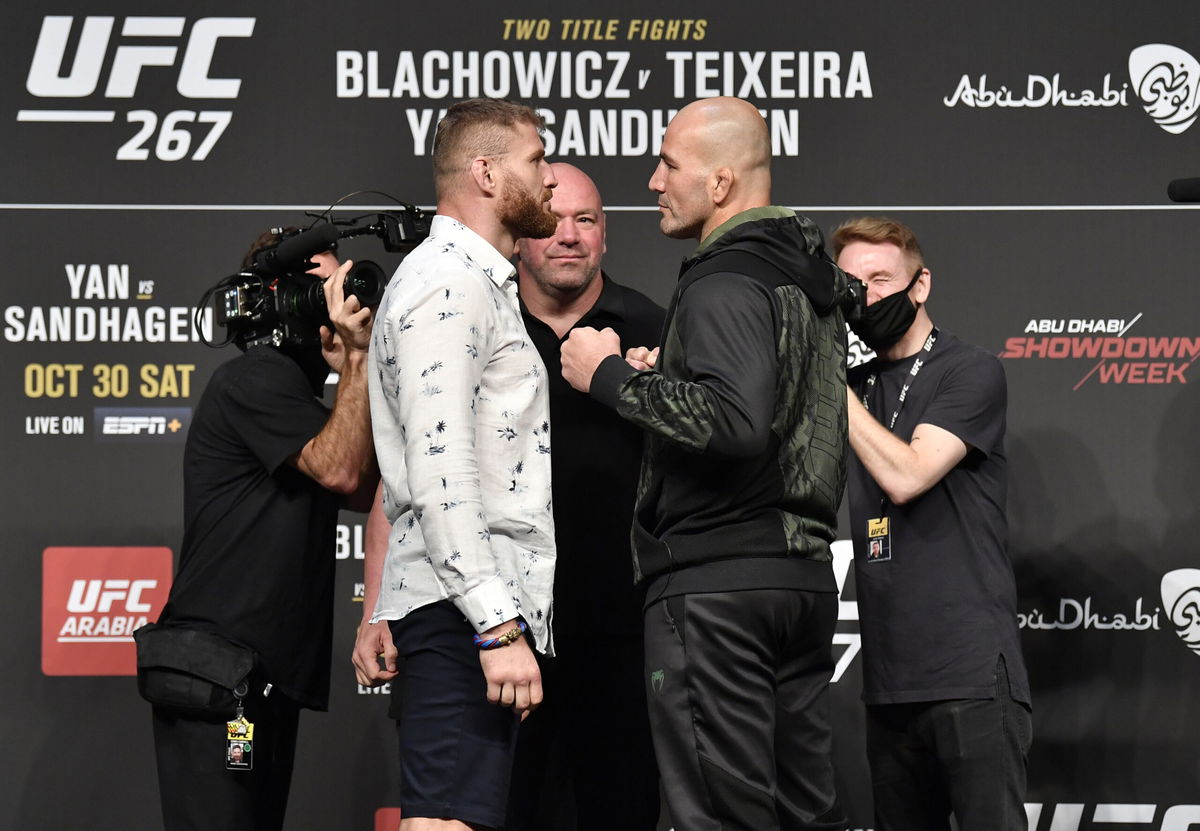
[205, 204, 429, 351]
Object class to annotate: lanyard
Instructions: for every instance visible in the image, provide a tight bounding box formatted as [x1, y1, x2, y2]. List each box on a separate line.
[860, 328, 938, 517]
[861, 328, 938, 432]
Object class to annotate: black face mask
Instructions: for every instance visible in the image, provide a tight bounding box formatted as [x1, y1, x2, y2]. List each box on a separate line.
[849, 267, 922, 352]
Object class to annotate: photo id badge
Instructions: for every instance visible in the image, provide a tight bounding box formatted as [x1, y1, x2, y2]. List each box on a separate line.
[866, 516, 892, 562]
[226, 715, 254, 771]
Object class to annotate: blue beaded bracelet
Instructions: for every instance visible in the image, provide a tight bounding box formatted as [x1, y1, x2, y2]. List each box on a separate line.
[473, 621, 527, 649]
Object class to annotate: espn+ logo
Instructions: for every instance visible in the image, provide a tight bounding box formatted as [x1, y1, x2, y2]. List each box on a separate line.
[20, 16, 255, 161]
[42, 546, 172, 676]
[102, 415, 167, 435]
[95, 408, 191, 444]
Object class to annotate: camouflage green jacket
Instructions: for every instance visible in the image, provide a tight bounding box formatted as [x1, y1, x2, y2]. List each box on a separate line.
[590, 209, 849, 597]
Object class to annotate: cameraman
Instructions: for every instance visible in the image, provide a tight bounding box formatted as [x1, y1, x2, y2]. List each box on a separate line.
[149, 229, 377, 831]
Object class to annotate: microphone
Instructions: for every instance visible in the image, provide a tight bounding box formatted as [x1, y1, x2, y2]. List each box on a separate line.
[1167, 178, 1200, 203]
[256, 224, 341, 272]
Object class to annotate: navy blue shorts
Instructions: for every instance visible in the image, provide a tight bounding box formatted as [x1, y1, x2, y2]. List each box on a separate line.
[388, 601, 520, 827]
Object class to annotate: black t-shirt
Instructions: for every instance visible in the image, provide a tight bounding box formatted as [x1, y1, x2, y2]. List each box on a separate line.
[163, 346, 340, 710]
[520, 274, 665, 646]
[847, 331, 1031, 706]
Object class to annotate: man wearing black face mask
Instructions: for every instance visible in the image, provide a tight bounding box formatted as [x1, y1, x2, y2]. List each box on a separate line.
[832, 217, 1031, 831]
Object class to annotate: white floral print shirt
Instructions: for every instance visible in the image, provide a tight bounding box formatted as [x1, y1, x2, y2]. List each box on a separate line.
[367, 215, 555, 652]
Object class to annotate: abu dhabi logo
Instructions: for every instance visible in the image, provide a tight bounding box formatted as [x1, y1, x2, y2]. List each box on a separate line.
[1160, 569, 1200, 656]
[942, 43, 1199, 134]
[1129, 44, 1200, 134]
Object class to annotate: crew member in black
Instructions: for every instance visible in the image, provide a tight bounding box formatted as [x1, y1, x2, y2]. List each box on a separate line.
[151, 234, 377, 831]
[507, 163, 664, 831]
[835, 216, 1031, 831]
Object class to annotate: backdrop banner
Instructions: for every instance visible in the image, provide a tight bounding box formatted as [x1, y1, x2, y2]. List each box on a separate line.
[3, 3, 1198, 829]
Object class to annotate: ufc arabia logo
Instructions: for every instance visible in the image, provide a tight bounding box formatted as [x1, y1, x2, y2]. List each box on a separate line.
[20, 16, 255, 161]
[42, 546, 172, 676]
[66, 579, 157, 613]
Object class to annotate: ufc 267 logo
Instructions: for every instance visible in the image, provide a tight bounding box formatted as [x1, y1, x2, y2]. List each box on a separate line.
[20, 16, 255, 161]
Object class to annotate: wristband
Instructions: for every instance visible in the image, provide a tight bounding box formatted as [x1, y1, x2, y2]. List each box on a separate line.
[473, 621, 527, 650]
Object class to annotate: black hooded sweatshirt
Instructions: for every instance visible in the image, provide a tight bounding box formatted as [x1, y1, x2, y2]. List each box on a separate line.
[590, 208, 850, 601]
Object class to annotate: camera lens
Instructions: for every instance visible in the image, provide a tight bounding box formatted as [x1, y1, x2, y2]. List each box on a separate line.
[345, 260, 386, 307]
[273, 277, 325, 321]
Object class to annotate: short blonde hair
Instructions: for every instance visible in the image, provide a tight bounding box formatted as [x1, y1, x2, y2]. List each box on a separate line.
[831, 217, 925, 270]
[432, 98, 545, 196]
